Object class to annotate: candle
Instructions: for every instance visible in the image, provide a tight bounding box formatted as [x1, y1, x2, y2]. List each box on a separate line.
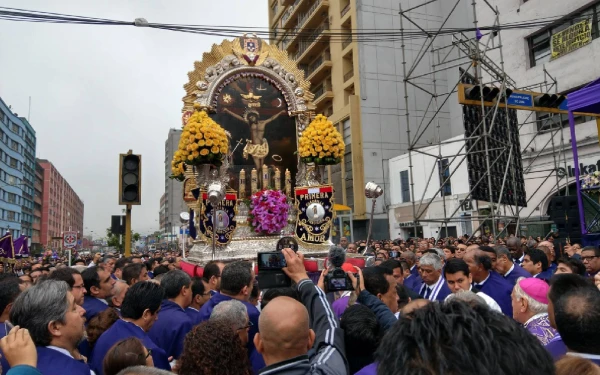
[251, 168, 258, 194]
[285, 169, 292, 197]
[262, 164, 269, 190]
[239, 169, 246, 199]
[274, 168, 281, 191]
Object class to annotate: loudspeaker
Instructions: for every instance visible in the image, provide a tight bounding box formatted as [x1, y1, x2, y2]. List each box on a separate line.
[461, 69, 526, 207]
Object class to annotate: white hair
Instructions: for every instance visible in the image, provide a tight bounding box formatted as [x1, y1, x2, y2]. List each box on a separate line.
[419, 253, 442, 270]
[210, 300, 248, 330]
[446, 290, 488, 308]
[513, 277, 547, 314]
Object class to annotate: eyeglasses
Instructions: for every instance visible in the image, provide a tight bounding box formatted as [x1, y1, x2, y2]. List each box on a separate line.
[146, 348, 152, 359]
[237, 321, 254, 331]
[582, 256, 599, 262]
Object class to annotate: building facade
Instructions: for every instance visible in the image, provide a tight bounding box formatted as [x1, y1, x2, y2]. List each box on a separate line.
[0, 97, 29, 238]
[159, 192, 166, 234]
[268, 0, 471, 239]
[164, 129, 186, 240]
[474, 0, 600, 239]
[37, 159, 84, 248]
[32, 162, 43, 251]
[19, 117, 36, 241]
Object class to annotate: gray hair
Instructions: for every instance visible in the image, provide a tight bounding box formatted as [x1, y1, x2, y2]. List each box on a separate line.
[10, 280, 70, 346]
[446, 290, 488, 309]
[401, 251, 416, 265]
[495, 246, 511, 260]
[116, 366, 173, 375]
[210, 300, 248, 330]
[513, 277, 547, 314]
[431, 248, 445, 261]
[419, 253, 442, 271]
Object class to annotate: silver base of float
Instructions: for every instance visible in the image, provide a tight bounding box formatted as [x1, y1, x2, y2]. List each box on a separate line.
[184, 213, 331, 266]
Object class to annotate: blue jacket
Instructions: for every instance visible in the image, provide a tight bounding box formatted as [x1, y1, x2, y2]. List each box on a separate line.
[36, 347, 91, 375]
[476, 271, 514, 316]
[185, 307, 202, 326]
[82, 296, 109, 324]
[404, 274, 423, 293]
[147, 300, 193, 359]
[199, 293, 264, 372]
[503, 263, 531, 286]
[91, 319, 170, 375]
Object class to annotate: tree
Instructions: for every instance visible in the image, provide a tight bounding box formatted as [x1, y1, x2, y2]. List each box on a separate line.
[106, 228, 124, 252]
[132, 232, 141, 242]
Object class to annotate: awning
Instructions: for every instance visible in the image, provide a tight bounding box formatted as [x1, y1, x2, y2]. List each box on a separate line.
[333, 204, 352, 211]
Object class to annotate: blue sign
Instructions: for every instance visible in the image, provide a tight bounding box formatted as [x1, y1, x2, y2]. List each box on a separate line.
[507, 93, 533, 107]
[559, 99, 569, 111]
[179, 229, 190, 235]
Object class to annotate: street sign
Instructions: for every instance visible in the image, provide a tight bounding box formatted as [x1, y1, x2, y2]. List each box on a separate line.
[63, 231, 77, 249]
[506, 93, 533, 107]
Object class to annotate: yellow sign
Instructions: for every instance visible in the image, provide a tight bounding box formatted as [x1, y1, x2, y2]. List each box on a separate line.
[551, 19, 593, 60]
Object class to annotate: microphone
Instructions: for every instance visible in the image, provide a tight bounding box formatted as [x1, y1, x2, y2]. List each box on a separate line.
[328, 245, 346, 268]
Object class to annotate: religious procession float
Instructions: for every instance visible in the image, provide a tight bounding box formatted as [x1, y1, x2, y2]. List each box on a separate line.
[172, 34, 346, 267]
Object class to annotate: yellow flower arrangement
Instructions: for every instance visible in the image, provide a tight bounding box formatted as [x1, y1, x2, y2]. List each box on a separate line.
[170, 107, 229, 181]
[298, 114, 345, 165]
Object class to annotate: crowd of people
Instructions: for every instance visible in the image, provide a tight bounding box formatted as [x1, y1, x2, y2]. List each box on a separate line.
[0, 234, 598, 374]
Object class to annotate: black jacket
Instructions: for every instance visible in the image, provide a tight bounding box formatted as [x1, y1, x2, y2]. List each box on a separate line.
[258, 279, 348, 375]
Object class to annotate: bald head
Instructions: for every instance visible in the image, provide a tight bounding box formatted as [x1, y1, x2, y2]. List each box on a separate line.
[256, 296, 314, 365]
[466, 244, 480, 252]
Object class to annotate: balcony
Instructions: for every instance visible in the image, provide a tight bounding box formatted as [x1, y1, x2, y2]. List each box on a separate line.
[297, 0, 329, 30]
[344, 69, 354, 82]
[282, 0, 306, 29]
[312, 80, 333, 108]
[341, 3, 350, 17]
[294, 22, 331, 64]
[342, 34, 353, 50]
[306, 51, 332, 83]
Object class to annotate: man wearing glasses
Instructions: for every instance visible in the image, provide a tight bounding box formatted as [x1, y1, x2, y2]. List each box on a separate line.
[581, 246, 600, 278]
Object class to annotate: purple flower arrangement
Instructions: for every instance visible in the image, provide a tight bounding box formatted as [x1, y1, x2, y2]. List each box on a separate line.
[249, 190, 289, 234]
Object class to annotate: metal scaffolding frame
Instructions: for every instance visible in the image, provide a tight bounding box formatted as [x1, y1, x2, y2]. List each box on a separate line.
[397, 0, 568, 240]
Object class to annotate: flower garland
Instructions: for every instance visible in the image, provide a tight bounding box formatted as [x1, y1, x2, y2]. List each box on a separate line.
[298, 114, 345, 165]
[249, 190, 289, 234]
[582, 171, 600, 192]
[170, 107, 229, 180]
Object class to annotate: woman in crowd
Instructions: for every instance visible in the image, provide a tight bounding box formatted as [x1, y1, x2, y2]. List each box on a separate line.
[103, 338, 152, 375]
[176, 320, 252, 375]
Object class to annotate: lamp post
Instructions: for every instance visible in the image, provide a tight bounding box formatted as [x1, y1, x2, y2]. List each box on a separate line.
[364, 182, 383, 249]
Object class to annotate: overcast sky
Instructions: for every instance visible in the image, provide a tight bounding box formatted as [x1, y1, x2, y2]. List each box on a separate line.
[0, 1, 268, 238]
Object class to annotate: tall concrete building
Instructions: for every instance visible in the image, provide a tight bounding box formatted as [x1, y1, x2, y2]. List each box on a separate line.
[164, 129, 186, 238]
[268, 0, 471, 239]
[37, 159, 84, 248]
[0, 97, 36, 238]
[32, 162, 44, 251]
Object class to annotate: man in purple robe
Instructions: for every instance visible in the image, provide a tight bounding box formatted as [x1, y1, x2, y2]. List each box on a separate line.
[464, 249, 513, 316]
[511, 277, 558, 346]
[495, 246, 531, 286]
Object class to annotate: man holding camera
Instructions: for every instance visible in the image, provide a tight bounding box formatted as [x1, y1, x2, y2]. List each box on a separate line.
[254, 248, 348, 375]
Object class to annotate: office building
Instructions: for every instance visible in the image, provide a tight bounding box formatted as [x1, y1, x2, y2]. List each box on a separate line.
[0, 97, 30, 238]
[164, 129, 186, 238]
[268, 0, 471, 239]
[159, 192, 166, 233]
[37, 159, 84, 248]
[32, 155, 44, 251]
[19, 117, 36, 241]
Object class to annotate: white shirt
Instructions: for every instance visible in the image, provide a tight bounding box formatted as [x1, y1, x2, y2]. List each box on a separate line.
[46, 346, 96, 375]
[420, 276, 445, 301]
[504, 264, 515, 277]
[474, 273, 491, 287]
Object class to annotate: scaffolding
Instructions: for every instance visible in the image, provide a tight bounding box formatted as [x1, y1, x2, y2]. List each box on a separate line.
[398, 0, 569, 240]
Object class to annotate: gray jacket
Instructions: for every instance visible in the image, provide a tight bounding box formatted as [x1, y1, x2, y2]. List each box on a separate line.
[258, 279, 348, 375]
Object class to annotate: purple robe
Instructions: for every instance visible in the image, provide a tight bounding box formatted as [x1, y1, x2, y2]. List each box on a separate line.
[355, 362, 377, 375]
[523, 313, 559, 346]
[332, 296, 351, 318]
[545, 335, 567, 360]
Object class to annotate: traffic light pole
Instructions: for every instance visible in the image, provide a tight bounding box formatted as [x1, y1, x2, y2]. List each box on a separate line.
[125, 204, 132, 257]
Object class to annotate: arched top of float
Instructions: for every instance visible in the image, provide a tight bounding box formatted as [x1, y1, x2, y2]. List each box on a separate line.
[182, 34, 314, 117]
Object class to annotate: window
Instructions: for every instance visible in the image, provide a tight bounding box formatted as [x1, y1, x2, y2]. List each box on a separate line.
[528, 4, 600, 67]
[400, 170, 410, 203]
[438, 159, 452, 196]
[10, 140, 18, 152]
[7, 211, 15, 221]
[536, 112, 595, 131]
[7, 176, 16, 186]
[10, 123, 19, 134]
[9, 158, 17, 168]
[7, 193, 16, 204]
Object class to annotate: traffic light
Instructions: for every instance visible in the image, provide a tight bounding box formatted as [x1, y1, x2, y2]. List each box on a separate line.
[464, 85, 513, 102]
[119, 152, 142, 205]
[533, 93, 566, 108]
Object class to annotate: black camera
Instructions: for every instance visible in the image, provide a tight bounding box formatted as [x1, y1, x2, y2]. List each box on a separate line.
[324, 268, 354, 292]
[257, 237, 299, 289]
[324, 245, 355, 292]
